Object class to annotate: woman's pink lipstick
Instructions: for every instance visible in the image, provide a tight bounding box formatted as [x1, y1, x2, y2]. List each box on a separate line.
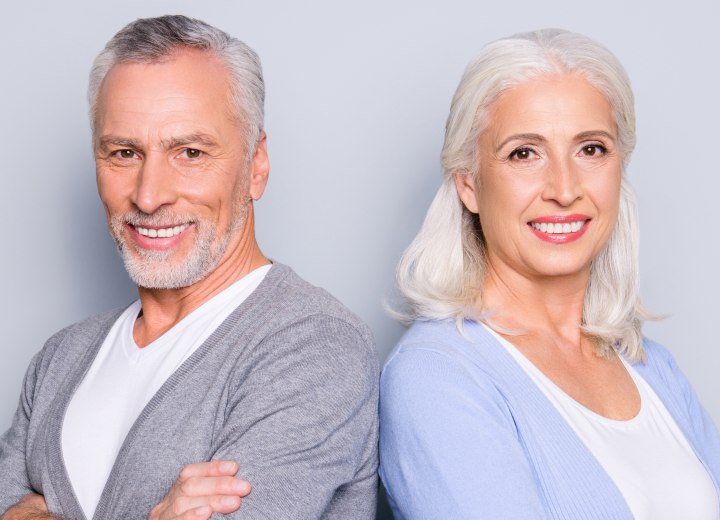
[527, 214, 590, 244]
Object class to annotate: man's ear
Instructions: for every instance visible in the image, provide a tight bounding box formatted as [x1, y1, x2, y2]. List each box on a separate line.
[249, 132, 270, 201]
[454, 171, 479, 214]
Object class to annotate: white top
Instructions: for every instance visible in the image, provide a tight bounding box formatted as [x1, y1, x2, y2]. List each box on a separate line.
[62, 265, 271, 519]
[484, 325, 719, 520]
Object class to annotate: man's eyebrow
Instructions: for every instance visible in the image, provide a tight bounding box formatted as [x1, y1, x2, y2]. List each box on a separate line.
[163, 133, 220, 149]
[96, 134, 221, 151]
[97, 136, 143, 150]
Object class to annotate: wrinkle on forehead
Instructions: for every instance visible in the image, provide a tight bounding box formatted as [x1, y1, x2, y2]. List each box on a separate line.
[95, 48, 241, 146]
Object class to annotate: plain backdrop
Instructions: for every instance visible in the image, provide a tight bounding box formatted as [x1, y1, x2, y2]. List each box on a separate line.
[1, 1, 719, 516]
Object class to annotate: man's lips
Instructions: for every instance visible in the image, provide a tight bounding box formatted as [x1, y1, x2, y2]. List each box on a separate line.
[127, 222, 193, 250]
[132, 223, 189, 238]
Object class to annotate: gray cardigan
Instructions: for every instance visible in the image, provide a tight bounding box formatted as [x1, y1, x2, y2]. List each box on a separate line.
[0, 263, 379, 519]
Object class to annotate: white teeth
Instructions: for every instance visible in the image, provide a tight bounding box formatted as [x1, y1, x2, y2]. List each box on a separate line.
[531, 220, 586, 234]
[135, 223, 189, 238]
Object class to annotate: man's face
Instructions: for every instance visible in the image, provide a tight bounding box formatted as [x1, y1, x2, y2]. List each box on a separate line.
[94, 48, 268, 289]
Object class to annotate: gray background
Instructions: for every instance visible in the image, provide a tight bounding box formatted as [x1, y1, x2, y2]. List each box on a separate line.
[1, 1, 718, 515]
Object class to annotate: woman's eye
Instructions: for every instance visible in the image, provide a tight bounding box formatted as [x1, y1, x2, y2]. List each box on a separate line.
[509, 148, 535, 160]
[581, 144, 606, 157]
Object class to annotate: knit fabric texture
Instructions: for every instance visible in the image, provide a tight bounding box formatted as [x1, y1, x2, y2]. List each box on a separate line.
[379, 319, 720, 520]
[0, 263, 379, 520]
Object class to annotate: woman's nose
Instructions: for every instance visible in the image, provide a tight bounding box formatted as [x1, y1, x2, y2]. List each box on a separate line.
[541, 157, 583, 207]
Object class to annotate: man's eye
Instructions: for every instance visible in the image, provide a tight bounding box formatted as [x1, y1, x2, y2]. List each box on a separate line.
[183, 148, 203, 159]
[114, 149, 137, 159]
[509, 147, 535, 160]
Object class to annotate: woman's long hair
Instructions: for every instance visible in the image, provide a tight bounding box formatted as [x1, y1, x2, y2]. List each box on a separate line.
[396, 29, 651, 361]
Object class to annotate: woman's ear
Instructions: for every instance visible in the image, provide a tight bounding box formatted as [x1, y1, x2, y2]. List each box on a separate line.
[454, 171, 479, 214]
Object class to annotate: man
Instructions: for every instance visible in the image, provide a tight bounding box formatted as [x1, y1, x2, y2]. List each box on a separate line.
[0, 15, 378, 520]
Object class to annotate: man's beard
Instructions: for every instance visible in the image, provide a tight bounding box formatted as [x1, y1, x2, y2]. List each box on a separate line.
[109, 205, 248, 290]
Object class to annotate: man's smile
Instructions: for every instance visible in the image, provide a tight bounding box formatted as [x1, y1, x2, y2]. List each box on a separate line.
[132, 223, 190, 238]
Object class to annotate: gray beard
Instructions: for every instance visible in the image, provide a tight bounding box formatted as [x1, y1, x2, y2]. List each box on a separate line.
[109, 206, 247, 290]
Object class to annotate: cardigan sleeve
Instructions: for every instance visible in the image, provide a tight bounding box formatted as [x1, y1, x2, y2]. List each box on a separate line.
[209, 314, 379, 520]
[0, 351, 41, 513]
[379, 347, 547, 520]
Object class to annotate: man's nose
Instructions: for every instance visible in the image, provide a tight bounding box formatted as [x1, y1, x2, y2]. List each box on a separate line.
[131, 155, 178, 214]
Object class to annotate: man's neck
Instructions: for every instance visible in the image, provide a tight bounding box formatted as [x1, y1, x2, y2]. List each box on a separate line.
[133, 236, 269, 348]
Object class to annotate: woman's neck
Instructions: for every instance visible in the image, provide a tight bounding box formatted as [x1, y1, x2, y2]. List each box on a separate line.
[480, 260, 590, 348]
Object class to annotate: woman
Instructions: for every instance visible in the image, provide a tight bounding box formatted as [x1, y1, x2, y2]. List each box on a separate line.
[379, 29, 720, 519]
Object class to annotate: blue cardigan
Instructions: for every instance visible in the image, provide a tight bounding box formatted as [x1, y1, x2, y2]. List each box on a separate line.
[379, 320, 720, 519]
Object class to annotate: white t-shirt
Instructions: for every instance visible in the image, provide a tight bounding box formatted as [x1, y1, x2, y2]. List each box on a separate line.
[484, 325, 719, 520]
[62, 265, 271, 519]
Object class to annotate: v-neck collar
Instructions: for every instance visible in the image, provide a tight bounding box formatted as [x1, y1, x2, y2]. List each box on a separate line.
[459, 320, 635, 519]
[45, 263, 289, 519]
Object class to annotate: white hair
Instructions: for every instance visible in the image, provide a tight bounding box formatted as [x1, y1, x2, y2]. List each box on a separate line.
[396, 28, 650, 362]
[88, 15, 264, 154]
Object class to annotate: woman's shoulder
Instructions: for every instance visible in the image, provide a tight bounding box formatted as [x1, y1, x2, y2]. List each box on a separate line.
[633, 337, 685, 383]
[381, 319, 520, 404]
[380, 319, 520, 428]
[391, 319, 466, 353]
[385, 319, 498, 371]
[633, 337, 706, 419]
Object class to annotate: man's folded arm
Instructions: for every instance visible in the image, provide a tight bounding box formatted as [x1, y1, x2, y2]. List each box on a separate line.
[0, 353, 62, 519]
[0, 351, 42, 514]
[212, 314, 379, 519]
[1, 494, 62, 520]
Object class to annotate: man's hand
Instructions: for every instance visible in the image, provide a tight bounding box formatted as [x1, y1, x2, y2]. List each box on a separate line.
[1, 493, 60, 520]
[149, 461, 251, 520]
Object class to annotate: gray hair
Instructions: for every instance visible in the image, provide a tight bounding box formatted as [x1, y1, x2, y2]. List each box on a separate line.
[88, 15, 264, 153]
[396, 28, 650, 362]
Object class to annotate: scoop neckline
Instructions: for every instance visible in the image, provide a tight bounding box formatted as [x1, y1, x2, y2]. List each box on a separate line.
[478, 322, 644, 426]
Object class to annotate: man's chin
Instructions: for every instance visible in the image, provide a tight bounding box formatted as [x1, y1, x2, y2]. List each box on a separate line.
[122, 257, 210, 290]
[111, 219, 230, 290]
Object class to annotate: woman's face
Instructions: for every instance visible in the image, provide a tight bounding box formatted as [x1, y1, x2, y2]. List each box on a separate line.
[455, 73, 622, 283]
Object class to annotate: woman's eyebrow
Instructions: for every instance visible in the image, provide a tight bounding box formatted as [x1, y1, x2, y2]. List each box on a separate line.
[496, 133, 545, 152]
[574, 130, 616, 142]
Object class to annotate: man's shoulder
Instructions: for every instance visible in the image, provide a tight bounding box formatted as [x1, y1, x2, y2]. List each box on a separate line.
[220, 263, 378, 385]
[254, 262, 373, 344]
[37, 307, 126, 363]
[49, 307, 125, 343]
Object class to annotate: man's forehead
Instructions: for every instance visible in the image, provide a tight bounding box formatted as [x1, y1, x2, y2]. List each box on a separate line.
[95, 49, 239, 136]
